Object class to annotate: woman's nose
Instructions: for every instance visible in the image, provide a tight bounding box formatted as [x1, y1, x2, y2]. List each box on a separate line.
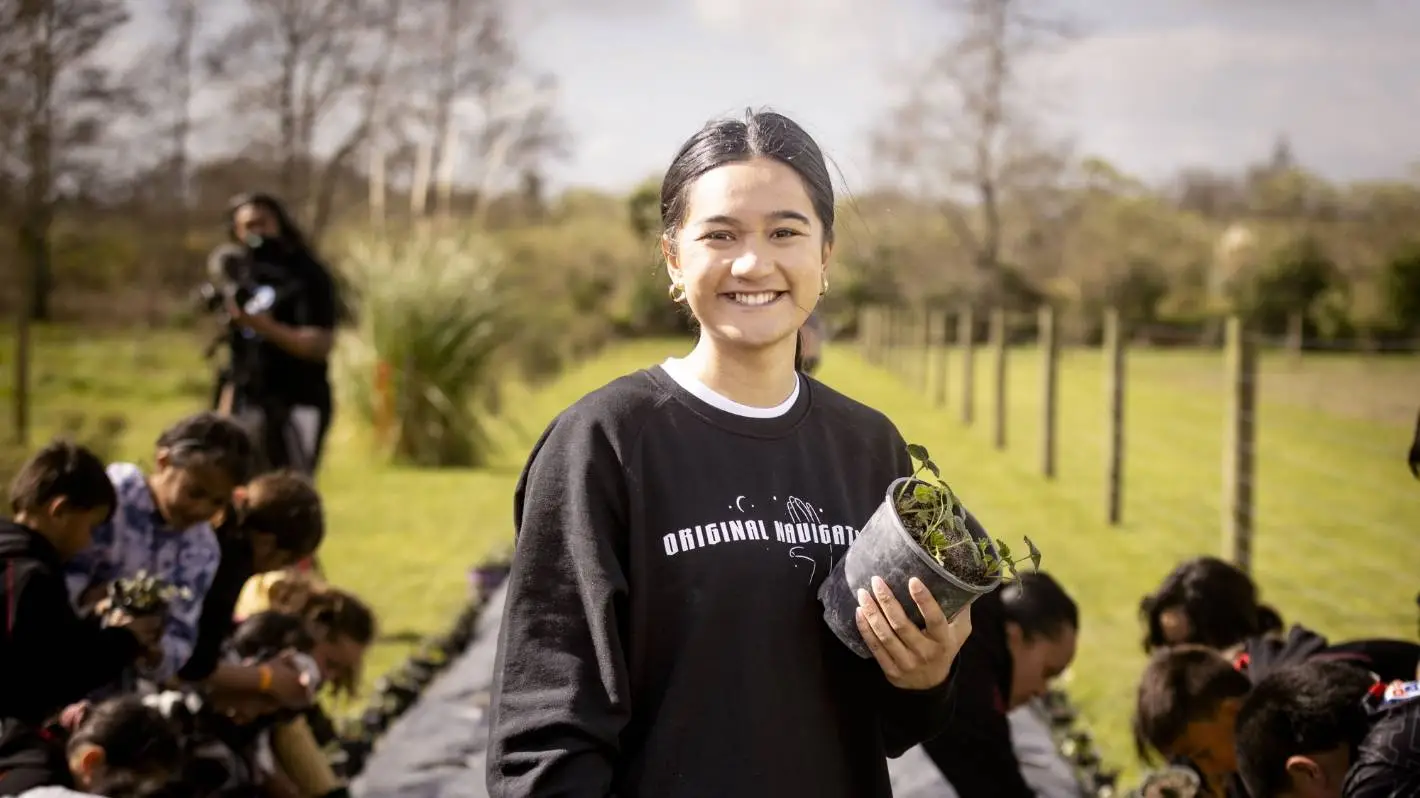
[730, 243, 773, 278]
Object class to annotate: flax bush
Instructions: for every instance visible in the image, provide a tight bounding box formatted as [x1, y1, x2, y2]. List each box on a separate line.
[334, 229, 517, 468]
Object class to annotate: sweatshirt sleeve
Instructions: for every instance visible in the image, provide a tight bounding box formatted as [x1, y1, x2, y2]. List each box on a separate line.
[486, 411, 633, 798]
[878, 655, 961, 757]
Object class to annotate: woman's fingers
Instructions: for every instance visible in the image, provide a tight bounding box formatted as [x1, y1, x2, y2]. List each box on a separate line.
[855, 603, 903, 679]
[856, 578, 931, 670]
[907, 579, 947, 632]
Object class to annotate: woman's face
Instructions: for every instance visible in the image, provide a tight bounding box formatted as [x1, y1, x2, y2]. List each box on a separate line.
[233, 202, 281, 243]
[248, 532, 300, 573]
[1005, 622, 1078, 710]
[150, 454, 236, 530]
[663, 156, 828, 355]
[313, 633, 368, 693]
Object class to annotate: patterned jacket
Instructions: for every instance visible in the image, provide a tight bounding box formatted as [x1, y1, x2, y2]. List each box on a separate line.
[63, 462, 222, 682]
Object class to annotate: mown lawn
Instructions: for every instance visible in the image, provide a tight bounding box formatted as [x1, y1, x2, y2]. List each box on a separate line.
[3, 326, 1416, 784]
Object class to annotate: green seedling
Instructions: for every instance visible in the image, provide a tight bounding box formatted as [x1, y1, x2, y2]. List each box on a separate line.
[895, 443, 1042, 582]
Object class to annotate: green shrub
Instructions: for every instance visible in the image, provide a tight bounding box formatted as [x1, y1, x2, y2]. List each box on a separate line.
[333, 229, 519, 468]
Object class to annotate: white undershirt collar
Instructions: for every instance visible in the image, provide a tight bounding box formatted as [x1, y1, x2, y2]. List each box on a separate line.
[660, 357, 799, 418]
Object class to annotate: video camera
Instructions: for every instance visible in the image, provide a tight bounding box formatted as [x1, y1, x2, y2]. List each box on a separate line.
[196, 243, 298, 417]
[195, 242, 287, 320]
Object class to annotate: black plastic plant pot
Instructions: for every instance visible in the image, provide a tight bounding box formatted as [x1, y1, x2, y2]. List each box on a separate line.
[818, 476, 1002, 659]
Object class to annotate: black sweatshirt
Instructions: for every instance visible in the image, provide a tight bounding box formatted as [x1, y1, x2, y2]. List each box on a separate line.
[486, 366, 959, 798]
[0, 519, 143, 726]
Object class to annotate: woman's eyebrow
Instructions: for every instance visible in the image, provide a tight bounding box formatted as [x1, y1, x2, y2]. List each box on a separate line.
[695, 210, 812, 226]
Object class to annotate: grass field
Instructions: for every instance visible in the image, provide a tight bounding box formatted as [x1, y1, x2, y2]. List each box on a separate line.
[3, 324, 1417, 783]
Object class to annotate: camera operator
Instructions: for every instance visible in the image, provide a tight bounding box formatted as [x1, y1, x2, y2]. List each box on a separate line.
[212, 193, 344, 477]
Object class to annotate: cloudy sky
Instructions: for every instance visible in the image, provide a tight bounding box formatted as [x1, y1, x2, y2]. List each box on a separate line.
[120, 0, 1419, 192]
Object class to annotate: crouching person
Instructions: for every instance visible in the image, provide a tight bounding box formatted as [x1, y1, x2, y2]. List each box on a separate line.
[180, 470, 327, 713]
[10, 695, 182, 798]
[0, 441, 164, 730]
[1235, 661, 1420, 798]
[1133, 645, 1254, 797]
[902, 572, 1082, 798]
[63, 412, 256, 687]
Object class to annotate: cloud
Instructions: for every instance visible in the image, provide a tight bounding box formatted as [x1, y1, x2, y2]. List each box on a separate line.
[687, 0, 918, 69]
[1042, 24, 1419, 177]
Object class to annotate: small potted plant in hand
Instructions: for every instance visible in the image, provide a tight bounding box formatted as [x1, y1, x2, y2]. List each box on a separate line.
[105, 570, 192, 619]
[819, 444, 1042, 659]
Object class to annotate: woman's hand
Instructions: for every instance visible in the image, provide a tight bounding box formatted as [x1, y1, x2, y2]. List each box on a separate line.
[264, 655, 315, 709]
[856, 575, 973, 690]
[226, 299, 277, 336]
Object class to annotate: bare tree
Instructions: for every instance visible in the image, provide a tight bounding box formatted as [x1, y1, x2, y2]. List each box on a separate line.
[6, 0, 129, 322]
[165, 0, 198, 219]
[206, 0, 407, 238]
[872, 0, 1073, 301]
[3, 0, 129, 445]
[404, 0, 568, 220]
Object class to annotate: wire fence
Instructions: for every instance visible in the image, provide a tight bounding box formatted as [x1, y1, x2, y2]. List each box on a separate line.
[857, 304, 1420, 641]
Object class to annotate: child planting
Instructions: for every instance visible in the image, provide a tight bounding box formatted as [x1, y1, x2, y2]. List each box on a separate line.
[1133, 644, 1253, 797]
[64, 412, 256, 684]
[29, 695, 183, 797]
[180, 469, 327, 708]
[0, 441, 164, 728]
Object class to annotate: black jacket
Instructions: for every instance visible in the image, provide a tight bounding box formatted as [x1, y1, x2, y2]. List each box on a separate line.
[0, 519, 143, 726]
[178, 515, 254, 683]
[1239, 625, 1420, 683]
[0, 719, 70, 795]
[919, 587, 1038, 798]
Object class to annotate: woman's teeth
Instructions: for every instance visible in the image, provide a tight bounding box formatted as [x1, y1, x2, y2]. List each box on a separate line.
[727, 292, 782, 306]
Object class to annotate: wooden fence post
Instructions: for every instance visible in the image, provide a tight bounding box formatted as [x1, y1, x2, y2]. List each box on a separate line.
[872, 305, 886, 365]
[13, 265, 31, 446]
[1224, 316, 1257, 573]
[889, 306, 903, 376]
[1104, 308, 1125, 525]
[932, 310, 950, 407]
[861, 306, 874, 364]
[918, 308, 934, 395]
[959, 306, 975, 425]
[1039, 304, 1059, 479]
[991, 307, 1007, 450]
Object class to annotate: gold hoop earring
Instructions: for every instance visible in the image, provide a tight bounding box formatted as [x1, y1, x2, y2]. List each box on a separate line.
[820, 275, 829, 297]
[668, 282, 686, 303]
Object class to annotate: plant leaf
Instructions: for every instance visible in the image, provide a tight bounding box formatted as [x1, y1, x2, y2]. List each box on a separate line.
[1025, 536, 1042, 570]
[906, 443, 928, 463]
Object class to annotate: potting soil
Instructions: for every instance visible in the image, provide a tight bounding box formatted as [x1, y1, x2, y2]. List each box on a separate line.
[907, 515, 991, 588]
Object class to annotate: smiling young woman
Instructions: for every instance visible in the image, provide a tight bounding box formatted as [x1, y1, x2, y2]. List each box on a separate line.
[484, 108, 974, 798]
